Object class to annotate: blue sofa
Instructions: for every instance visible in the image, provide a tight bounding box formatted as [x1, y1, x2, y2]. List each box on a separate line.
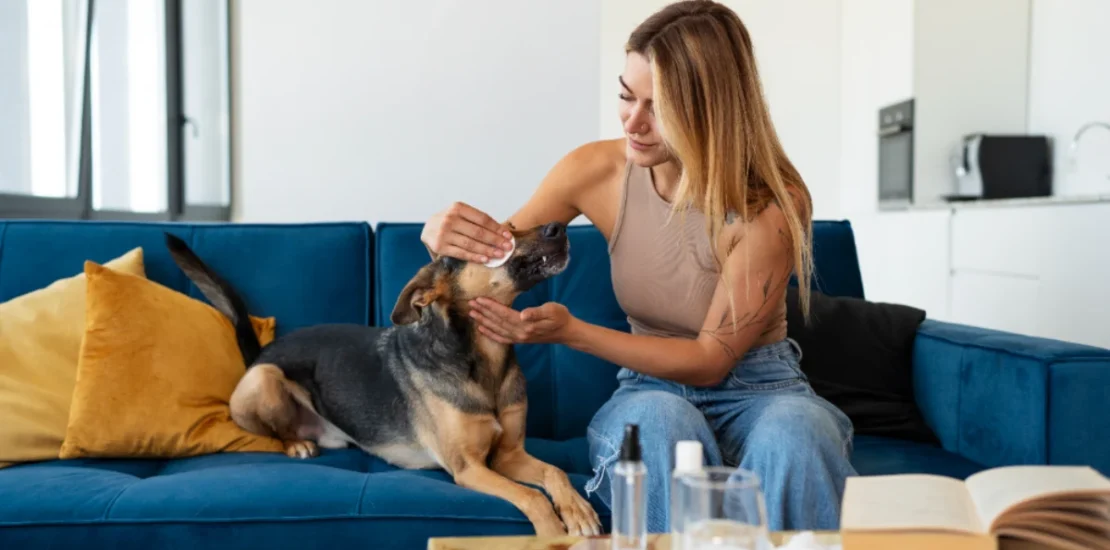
[1, 219, 1108, 549]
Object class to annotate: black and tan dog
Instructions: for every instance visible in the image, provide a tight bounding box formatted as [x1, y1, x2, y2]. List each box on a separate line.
[163, 223, 600, 536]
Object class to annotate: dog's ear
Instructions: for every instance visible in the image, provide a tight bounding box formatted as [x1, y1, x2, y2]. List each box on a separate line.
[390, 264, 440, 325]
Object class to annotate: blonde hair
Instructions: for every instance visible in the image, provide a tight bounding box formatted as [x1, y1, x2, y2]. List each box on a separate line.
[627, 0, 815, 321]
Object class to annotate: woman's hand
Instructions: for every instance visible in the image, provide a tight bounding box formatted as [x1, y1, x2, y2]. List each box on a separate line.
[422, 202, 515, 263]
[468, 298, 576, 345]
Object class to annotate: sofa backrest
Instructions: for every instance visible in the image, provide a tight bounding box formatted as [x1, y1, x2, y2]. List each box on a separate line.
[0, 219, 863, 442]
[0, 220, 374, 335]
[374, 220, 866, 441]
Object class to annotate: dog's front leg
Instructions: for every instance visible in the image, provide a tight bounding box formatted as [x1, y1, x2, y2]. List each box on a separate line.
[451, 456, 568, 537]
[431, 404, 567, 537]
[490, 368, 601, 536]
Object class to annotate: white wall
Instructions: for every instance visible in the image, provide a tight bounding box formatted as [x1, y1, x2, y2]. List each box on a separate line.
[598, 0, 844, 222]
[911, 0, 1032, 206]
[1027, 0, 1110, 197]
[232, 0, 600, 225]
[838, 0, 949, 315]
[838, 0, 914, 217]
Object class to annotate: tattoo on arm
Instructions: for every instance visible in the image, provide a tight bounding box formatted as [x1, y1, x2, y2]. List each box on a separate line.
[701, 331, 738, 360]
[725, 235, 743, 258]
[698, 266, 792, 359]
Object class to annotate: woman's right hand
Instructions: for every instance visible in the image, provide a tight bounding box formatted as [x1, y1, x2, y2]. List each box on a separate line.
[422, 202, 515, 263]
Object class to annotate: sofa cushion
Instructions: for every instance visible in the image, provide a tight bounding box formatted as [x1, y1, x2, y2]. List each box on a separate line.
[785, 287, 938, 444]
[59, 262, 283, 460]
[0, 221, 373, 334]
[806, 220, 867, 299]
[0, 248, 145, 469]
[850, 435, 985, 479]
[0, 434, 985, 550]
[0, 439, 607, 550]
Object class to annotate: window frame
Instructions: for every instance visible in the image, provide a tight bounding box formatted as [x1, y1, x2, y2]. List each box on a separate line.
[0, 0, 233, 222]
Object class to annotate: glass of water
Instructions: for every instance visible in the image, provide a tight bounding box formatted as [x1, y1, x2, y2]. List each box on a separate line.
[679, 466, 770, 550]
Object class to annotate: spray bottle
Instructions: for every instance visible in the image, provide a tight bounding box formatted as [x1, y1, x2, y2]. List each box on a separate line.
[612, 424, 647, 550]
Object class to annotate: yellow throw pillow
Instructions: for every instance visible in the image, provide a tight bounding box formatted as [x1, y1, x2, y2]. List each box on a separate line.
[59, 261, 285, 459]
[0, 248, 146, 469]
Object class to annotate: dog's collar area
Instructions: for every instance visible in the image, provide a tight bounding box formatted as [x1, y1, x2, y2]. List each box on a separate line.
[483, 236, 516, 268]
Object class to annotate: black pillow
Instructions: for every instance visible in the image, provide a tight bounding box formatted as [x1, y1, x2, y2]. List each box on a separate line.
[785, 286, 939, 445]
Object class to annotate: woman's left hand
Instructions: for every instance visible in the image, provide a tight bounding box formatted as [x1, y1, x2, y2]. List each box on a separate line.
[468, 297, 575, 345]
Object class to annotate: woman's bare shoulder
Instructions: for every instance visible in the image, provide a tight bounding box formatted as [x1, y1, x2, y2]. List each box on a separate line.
[508, 139, 628, 229]
[549, 138, 628, 191]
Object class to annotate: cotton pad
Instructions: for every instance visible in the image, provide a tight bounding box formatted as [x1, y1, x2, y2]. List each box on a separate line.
[483, 236, 515, 268]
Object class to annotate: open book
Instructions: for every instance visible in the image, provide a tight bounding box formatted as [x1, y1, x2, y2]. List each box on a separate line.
[840, 466, 1110, 550]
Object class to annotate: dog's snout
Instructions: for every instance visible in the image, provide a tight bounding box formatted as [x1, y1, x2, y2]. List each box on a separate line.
[541, 222, 565, 240]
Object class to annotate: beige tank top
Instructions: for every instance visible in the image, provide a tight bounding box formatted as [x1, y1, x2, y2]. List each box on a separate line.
[609, 161, 720, 339]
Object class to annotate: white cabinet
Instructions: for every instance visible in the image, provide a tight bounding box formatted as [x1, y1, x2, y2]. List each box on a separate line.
[949, 202, 1110, 348]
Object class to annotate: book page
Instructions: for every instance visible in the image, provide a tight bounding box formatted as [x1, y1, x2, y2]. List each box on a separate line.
[841, 474, 984, 534]
[1004, 509, 1110, 532]
[964, 465, 1110, 530]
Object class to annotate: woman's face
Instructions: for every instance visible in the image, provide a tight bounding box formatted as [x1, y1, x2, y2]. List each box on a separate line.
[618, 52, 669, 167]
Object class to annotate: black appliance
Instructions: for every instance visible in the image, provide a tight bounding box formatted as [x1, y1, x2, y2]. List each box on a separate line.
[949, 134, 1053, 200]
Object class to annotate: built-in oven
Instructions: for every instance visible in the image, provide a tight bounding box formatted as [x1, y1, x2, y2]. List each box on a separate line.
[877, 98, 914, 208]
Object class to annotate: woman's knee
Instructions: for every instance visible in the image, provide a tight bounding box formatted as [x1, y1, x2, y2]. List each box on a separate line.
[743, 395, 853, 463]
[585, 390, 717, 497]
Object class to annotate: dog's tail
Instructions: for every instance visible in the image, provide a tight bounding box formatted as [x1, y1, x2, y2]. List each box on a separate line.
[164, 233, 263, 366]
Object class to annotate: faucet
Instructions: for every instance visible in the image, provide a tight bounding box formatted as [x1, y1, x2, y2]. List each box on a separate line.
[1069, 121, 1110, 181]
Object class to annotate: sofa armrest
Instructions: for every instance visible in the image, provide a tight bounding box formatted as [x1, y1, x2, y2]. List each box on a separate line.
[912, 319, 1110, 476]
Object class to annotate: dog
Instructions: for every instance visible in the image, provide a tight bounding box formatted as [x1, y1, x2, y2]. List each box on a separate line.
[163, 222, 599, 537]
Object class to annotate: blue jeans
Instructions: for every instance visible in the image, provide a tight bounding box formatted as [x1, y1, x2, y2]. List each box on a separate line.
[584, 338, 857, 532]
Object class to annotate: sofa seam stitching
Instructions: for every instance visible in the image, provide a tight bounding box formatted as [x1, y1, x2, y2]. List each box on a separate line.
[0, 223, 8, 291]
[186, 227, 198, 298]
[955, 345, 965, 459]
[1045, 360, 1053, 465]
[0, 513, 547, 527]
[363, 223, 372, 326]
[549, 279, 559, 440]
[99, 482, 137, 521]
[353, 471, 373, 515]
[373, 224, 381, 325]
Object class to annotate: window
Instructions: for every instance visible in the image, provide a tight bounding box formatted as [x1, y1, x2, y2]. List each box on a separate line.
[0, 0, 232, 221]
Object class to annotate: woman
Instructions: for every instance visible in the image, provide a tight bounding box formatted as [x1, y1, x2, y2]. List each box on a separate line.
[420, 0, 856, 533]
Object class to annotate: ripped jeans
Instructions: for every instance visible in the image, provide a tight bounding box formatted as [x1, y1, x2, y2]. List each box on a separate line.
[584, 338, 857, 533]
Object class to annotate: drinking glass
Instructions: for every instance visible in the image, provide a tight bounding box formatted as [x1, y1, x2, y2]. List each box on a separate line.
[679, 466, 770, 550]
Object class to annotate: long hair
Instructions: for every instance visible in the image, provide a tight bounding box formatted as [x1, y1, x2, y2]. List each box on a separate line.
[627, 0, 815, 321]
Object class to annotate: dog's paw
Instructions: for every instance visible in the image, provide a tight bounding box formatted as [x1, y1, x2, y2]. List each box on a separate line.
[284, 440, 319, 459]
[532, 516, 568, 538]
[558, 492, 602, 537]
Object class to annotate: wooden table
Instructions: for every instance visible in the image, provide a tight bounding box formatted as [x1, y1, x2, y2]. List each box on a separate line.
[427, 531, 841, 549]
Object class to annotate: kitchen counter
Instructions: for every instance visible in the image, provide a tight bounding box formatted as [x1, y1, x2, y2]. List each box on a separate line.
[881, 192, 1110, 212]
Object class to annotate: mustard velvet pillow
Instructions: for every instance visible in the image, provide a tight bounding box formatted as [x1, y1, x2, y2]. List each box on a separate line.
[59, 261, 285, 459]
[0, 248, 146, 469]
